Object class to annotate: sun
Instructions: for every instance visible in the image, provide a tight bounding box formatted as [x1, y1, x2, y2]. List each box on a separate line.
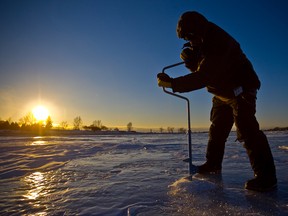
[32, 105, 49, 122]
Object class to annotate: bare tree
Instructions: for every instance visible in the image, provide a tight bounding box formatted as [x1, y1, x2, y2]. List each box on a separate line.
[159, 127, 164, 133]
[60, 121, 68, 129]
[178, 127, 187, 134]
[167, 127, 174, 133]
[73, 116, 83, 130]
[19, 112, 36, 126]
[93, 120, 102, 128]
[127, 122, 133, 132]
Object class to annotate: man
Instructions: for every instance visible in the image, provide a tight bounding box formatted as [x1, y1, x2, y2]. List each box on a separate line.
[157, 11, 277, 192]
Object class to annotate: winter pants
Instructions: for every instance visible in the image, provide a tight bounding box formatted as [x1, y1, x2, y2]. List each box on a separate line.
[206, 93, 276, 178]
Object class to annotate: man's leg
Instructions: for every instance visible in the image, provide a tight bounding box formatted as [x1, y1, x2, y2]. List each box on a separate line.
[244, 130, 277, 191]
[233, 93, 277, 191]
[198, 97, 234, 174]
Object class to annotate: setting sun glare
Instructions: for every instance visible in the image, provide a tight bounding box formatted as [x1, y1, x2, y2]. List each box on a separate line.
[32, 105, 49, 122]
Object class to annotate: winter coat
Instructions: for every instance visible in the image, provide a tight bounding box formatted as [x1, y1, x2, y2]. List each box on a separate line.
[172, 21, 261, 99]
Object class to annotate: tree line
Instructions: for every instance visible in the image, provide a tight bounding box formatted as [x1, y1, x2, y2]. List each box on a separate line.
[1, 112, 190, 133]
[0, 112, 53, 131]
[0, 113, 134, 132]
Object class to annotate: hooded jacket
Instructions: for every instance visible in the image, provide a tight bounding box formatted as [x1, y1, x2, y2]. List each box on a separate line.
[172, 12, 261, 98]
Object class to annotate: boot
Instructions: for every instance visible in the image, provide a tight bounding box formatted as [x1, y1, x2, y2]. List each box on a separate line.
[197, 139, 224, 174]
[245, 175, 277, 192]
[244, 130, 277, 192]
[197, 162, 222, 174]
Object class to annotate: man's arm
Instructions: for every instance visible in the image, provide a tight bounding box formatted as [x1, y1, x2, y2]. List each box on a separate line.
[172, 72, 206, 93]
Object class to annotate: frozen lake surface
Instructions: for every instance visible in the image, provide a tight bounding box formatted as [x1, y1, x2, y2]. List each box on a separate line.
[0, 131, 287, 215]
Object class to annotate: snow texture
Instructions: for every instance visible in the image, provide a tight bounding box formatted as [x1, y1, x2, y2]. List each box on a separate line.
[0, 131, 287, 215]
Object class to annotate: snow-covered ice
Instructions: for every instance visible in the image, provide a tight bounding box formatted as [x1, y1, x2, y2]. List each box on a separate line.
[0, 131, 287, 215]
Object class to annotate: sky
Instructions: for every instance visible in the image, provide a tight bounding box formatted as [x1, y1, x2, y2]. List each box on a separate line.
[1, 0, 288, 131]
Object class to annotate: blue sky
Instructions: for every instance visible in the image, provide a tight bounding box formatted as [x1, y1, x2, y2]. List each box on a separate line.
[0, 0, 287, 130]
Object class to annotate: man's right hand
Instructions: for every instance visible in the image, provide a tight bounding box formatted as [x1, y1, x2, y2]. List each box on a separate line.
[157, 73, 172, 88]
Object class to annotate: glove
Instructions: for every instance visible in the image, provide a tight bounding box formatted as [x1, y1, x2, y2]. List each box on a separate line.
[157, 73, 172, 88]
[180, 47, 194, 61]
[180, 47, 201, 71]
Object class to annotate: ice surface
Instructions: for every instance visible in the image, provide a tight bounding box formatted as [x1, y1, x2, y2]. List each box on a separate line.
[0, 132, 287, 215]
